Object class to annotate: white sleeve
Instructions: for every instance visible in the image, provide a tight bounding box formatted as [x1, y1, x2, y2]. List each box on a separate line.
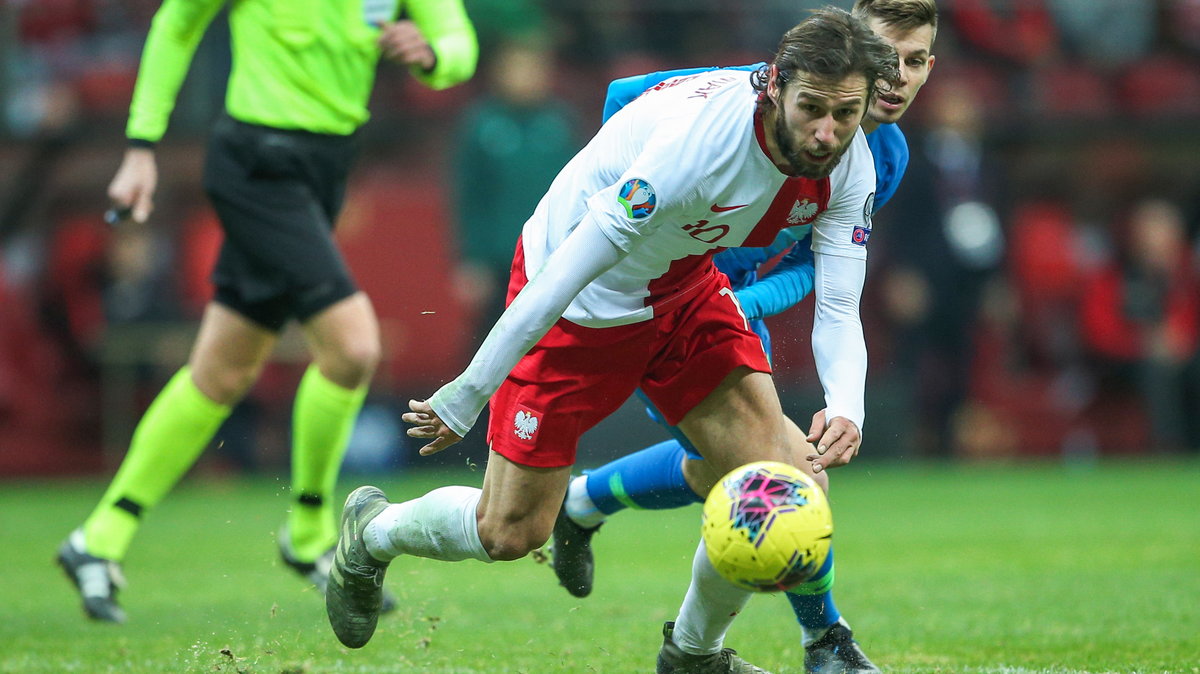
[811, 251, 867, 432]
[427, 216, 624, 438]
[807, 130, 874, 433]
[809, 128, 875, 260]
[585, 93, 741, 253]
[584, 119, 706, 253]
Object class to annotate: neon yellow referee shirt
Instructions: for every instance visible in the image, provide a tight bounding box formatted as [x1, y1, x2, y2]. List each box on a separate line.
[126, 0, 477, 141]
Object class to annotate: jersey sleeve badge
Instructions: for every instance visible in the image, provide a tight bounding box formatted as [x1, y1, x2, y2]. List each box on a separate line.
[852, 192, 874, 246]
[617, 178, 657, 220]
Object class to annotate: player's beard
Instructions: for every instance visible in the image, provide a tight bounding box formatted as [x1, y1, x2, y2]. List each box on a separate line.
[773, 104, 850, 180]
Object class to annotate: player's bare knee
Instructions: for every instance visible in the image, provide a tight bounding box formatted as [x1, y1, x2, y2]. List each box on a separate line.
[339, 338, 381, 381]
[479, 531, 544, 561]
[317, 338, 380, 387]
[191, 361, 258, 405]
[476, 518, 550, 561]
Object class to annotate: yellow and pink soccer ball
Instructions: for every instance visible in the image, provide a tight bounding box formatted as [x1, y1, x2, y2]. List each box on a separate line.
[701, 461, 833, 592]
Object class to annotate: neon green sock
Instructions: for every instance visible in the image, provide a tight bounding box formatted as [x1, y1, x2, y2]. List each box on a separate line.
[83, 367, 231, 561]
[288, 365, 367, 562]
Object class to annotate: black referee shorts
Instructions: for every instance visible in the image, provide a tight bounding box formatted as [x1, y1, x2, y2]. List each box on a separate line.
[201, 114, 361, 332]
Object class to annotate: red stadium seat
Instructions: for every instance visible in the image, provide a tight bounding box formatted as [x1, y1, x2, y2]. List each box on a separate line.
[1118, 54, 1200, 118]
[178, 208, 223, 318]
[1008, 200, 1084, 306]
[1030, 62, 1113, 119]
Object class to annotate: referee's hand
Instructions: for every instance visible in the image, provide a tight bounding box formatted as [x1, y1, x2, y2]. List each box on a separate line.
[403, 399, 463, 456]
[378, 20, 436, 71]
[107, 147, 157, 224]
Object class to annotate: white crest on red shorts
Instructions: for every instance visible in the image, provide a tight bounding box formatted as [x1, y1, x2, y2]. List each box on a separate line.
[514, 410, 540, 440]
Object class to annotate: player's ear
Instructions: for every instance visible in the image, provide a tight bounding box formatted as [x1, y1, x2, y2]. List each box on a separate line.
[927, 53, 936, 74]
[767, 64, 781, 104]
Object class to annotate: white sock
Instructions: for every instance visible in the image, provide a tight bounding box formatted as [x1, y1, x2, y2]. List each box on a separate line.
[363, 486, 492, 563]
[670, 540, 753, 655]
[565, 475, 607, 529]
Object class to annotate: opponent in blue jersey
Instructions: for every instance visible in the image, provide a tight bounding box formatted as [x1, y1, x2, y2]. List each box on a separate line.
[551, 2, 937, 672]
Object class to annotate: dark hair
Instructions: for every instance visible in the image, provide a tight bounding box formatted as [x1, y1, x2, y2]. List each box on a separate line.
[751, 6, 900, 107]
[852, 0, 939, 43]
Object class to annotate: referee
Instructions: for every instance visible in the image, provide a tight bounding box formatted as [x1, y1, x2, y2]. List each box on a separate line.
[57, 0, 477, 623]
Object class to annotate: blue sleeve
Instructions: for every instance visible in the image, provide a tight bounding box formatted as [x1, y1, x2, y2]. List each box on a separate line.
[732, 236, 815, 321]
[602, 68, 715, 123]
[866, 123, 909, 213]
[602, 63, 765, 124]
[603, 74, 650, 123]
[714, 246, 774, 284]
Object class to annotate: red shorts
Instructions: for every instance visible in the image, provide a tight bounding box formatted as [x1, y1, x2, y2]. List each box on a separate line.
[486, 245, 771, 468]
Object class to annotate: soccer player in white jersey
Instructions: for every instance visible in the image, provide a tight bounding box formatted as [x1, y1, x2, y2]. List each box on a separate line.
[551, 3, 938, 672]
[325, 9, 899, 672]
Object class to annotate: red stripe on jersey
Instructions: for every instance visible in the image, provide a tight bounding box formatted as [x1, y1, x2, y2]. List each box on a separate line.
[747, 106, 832, 247]
[741, 177, 831, 247]
[645, 252, 719, 313]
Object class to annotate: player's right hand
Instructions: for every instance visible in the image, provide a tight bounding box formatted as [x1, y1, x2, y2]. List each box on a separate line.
[805, 408, 861, 473]
[403, 399, 463, 456]
[106, 147, 158, 224]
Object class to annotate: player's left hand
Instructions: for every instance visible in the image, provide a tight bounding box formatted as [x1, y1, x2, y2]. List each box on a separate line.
[402, 399, 462, 456]
[378, 20, 436, 71]
[805, 408, 861, 473]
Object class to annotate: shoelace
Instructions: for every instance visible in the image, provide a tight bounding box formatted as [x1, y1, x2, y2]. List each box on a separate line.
[345, 560, 384, 586]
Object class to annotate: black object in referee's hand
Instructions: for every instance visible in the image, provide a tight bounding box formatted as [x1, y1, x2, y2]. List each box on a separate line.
[104, 206, 133, 226]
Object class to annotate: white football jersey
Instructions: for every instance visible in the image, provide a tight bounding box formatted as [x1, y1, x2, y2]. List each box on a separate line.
[518, 69, 877, 328]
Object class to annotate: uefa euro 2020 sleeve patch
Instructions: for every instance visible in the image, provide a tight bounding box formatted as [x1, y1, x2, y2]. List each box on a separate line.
[852, 191, 874, 246]
[617, 178, 657, 220]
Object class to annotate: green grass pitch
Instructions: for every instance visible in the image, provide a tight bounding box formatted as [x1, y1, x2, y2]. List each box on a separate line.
[2, 460, 1197, 673]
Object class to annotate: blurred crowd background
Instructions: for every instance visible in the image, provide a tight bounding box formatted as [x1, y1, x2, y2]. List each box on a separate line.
[2, 0, 1200, 477]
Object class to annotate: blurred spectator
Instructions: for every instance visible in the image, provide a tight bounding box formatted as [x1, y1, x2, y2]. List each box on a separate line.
[103, 222, 180, 326]
[1079, 198, 1200, 452]
[38, 213, 181, 368]
[878, 78, 1004, 457]
[450, 38, 580, 347]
